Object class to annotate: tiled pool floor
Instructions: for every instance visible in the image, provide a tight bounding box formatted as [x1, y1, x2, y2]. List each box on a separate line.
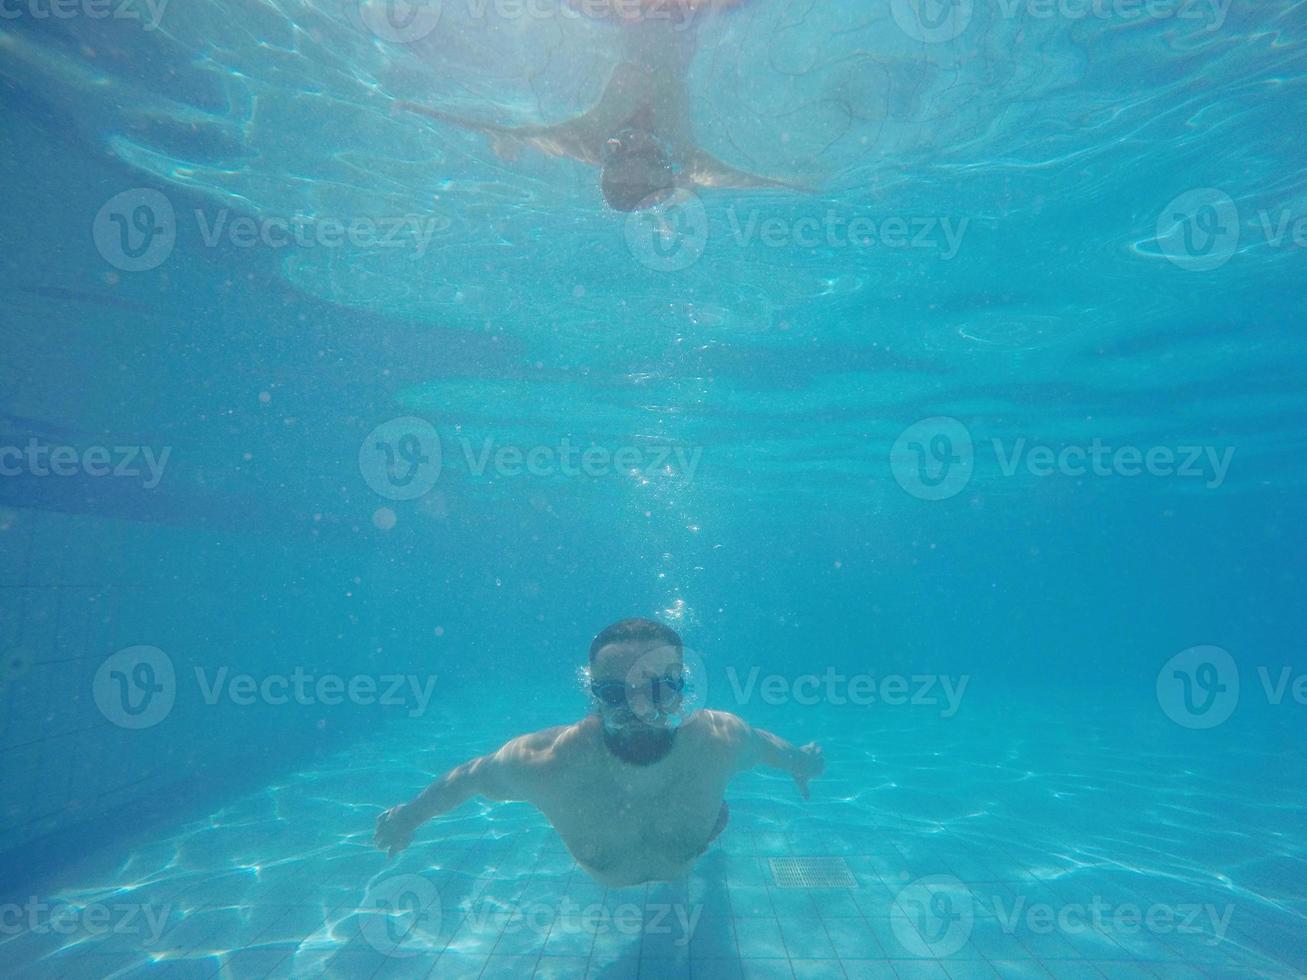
[2, 701, 1303, 978]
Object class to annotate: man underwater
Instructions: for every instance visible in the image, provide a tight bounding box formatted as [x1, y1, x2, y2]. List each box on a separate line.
[394, 0, 796, 211]
[373, 617, 824, 886]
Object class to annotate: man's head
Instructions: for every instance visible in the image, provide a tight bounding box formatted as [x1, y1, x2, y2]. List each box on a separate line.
[588, 618, 685, 763]
[600, 130, 676, 212]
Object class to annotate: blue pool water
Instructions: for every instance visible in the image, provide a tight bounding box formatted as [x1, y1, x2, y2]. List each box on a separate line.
[1, 1, 1306, 978]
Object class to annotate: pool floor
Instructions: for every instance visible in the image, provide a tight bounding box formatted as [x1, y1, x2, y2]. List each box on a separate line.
[2, 700, 1303, 979]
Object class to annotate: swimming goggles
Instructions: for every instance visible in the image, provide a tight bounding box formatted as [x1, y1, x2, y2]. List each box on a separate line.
[590, 673, 686, 708]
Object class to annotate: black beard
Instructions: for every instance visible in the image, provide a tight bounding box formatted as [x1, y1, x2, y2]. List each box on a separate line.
[602, 724, 676, 766]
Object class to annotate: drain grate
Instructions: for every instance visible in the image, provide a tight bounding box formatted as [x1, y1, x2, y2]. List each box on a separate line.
[768, 857, 858, 889]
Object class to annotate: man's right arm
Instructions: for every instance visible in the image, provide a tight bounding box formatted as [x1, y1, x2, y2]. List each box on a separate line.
[374, 729, 555, 856]
[392, 100, 601, 165]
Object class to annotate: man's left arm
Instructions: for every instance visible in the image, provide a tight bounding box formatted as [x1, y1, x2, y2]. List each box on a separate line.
[726, 714, 825, 799]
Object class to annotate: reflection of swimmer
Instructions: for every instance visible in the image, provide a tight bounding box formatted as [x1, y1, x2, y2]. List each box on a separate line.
[395, 0, 798, 211]
[374, 618, 824, 886]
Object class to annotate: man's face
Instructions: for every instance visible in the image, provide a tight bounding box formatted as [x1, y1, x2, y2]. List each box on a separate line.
[589, 640, 685, 763]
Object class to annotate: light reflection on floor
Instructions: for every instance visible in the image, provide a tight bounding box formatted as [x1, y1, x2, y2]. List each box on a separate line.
[0, 702, 1303, 979]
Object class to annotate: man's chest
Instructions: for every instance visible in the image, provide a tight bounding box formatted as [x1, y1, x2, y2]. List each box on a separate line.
[540, 757, 729, 845]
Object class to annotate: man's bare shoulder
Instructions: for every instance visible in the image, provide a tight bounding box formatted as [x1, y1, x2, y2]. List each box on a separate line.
[686, 709, 751, 750]
[496, 722, 591, 768]
[480, 722, 597, 803]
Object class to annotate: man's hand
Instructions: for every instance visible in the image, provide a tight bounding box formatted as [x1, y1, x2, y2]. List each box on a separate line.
[729, 716, 825, 798]
[374, 804, 417, 858]
[370, 737, 540, 860]
[792, 742, 825, 800]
